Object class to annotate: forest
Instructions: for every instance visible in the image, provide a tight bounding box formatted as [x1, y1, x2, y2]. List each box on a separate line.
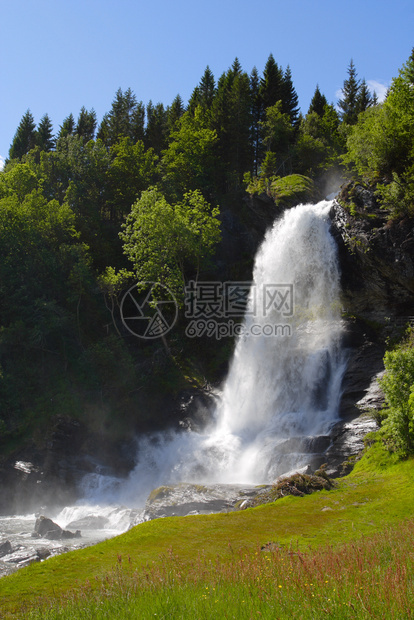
[1, 49, 414, 457]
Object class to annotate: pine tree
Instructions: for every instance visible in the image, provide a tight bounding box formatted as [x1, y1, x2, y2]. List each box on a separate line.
[338, 60, 361, 124]
[308, 85, 328, 116]
[9, 110, 37, 160]
[36, 114, 55, 152]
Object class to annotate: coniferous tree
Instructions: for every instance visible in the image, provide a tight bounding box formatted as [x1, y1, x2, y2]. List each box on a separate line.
[75, 107, 97, 142]
[97, 88, 144, 146]
[400, 47, 414, 84]
[357, 78, 373, 114]
[211, 59, 252, 190]
[145, 101, 168, 155]
[198, 66, 216, 110]
[259, 54, 284, 111]
[250, 66, 261, 175]
[167, 95, 185, 135]
[8, 110, 37, 160]
[308, 85, 328, 116]
[58, 114, 75, 140]
[338, 60, 361, 124]
[130, 101, 146, 143]
[36, 114, 55, 152]
[281, 66, 300, 126]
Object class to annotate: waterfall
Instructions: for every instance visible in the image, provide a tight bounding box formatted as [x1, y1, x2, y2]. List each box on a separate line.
[82, 200, 347, 506]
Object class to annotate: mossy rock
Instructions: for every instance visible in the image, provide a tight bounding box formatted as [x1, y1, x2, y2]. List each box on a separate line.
[252, 472, 334, 507]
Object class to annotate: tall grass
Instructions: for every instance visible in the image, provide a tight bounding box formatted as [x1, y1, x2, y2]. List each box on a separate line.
[26, 520, 414, 619]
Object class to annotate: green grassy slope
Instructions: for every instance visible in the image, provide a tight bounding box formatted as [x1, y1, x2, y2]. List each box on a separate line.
[0, 444, 413, 618]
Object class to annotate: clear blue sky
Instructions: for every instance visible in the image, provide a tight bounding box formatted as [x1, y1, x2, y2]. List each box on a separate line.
[0, 0, 413, 169]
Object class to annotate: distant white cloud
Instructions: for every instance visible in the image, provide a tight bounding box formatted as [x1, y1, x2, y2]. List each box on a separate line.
[0, 156, 5, 171]
[367, 80, 389, 102]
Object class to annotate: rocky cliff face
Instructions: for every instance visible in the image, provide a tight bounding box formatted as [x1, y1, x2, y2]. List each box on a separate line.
[331, 183, 414, 323]
[322, 183, 414, 473]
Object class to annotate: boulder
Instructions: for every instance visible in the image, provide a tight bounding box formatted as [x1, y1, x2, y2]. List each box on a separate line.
[0, 540, 12, 557]
[34, 516, 81, 540]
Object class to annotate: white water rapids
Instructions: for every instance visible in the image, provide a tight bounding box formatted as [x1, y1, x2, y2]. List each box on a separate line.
[0, 200, 348, 574]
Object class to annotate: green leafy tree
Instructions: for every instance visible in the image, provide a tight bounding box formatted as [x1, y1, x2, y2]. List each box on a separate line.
[295, 103, 343, 175]
[120, 187, 221, 301]
[8, 110, 37, 160]
[107, 137, 158, 220]
[344, 49, 414, 215]
[160, 108, 217, 200]
[380, 338, 414, 454]
[260, 101, 294, 176]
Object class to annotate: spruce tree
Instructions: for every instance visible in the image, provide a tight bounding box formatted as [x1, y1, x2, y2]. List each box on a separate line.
[99, 87, 143, 146]
[167, 95, 185, 134]
[130, 101, 145, 143]
[198, 66, 216, 110]
[58, 114, 75, 140]
[259, 54, 284, 111]
[400, 47, 414, 84]
[338, 60, 360, 124]
[36, 114, 55, 152]
[356, 78, 373, 115]
[9, 109, 37, 160]
[308, 85, 328, 116]
[145, 101, 168, 155]
[281, 66, 300, 126]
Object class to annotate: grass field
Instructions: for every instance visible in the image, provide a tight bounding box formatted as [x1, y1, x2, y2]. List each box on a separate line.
[0, 442, 413, 619]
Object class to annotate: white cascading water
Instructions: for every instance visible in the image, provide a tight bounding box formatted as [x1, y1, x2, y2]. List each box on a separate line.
[79, 199, 347, 507]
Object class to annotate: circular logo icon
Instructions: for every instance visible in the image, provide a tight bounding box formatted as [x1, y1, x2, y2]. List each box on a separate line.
[120, 282, 178, 340]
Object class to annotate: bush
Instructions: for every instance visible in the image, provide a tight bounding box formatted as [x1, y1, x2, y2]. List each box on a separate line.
[379, 333, 414, 454]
